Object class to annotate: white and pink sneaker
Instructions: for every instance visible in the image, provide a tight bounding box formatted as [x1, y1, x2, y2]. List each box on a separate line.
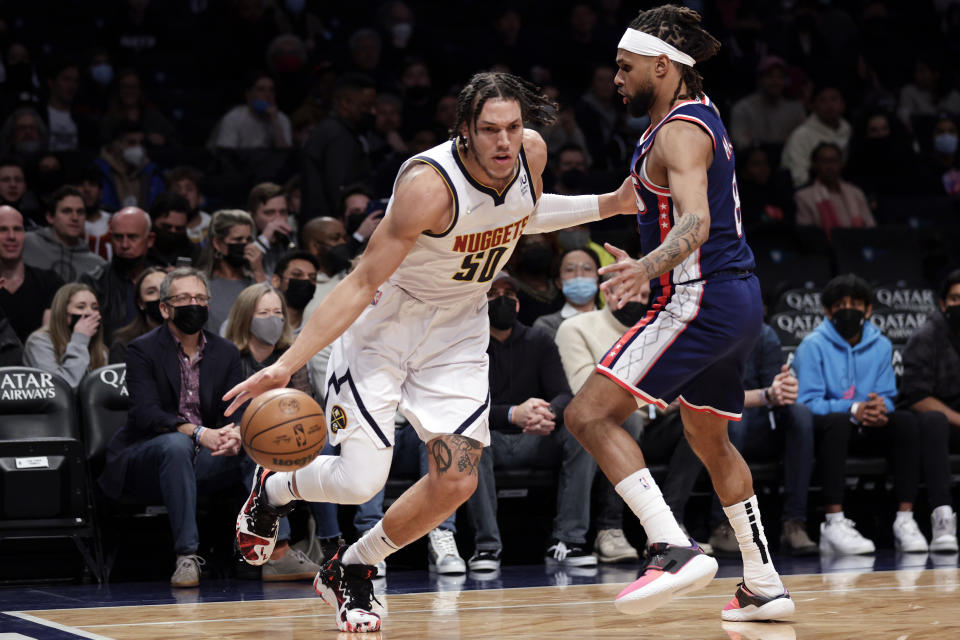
[614, 542, 718, 615]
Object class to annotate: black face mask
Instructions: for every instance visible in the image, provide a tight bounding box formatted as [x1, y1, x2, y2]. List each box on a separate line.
[612, 301, 648, 327]
[112, 253, 144, 274]
[519, 245, 554, 276]
[944, 304, 960, 333]
[171, 304, 208, 335]
[223, 242, 247, 268]
[323, 243, 352, 274]
[284, 278, 316, 310]
[144, 300, 164, 323]
[831, 308, 866, 340]
[488, 295, 518, 330]
[155, 229, 192, 258]
[68, 313, 83, 330]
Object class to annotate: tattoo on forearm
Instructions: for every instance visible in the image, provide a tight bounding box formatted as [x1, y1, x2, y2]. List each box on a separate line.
[639, 212, 705, 280]
[431, 435, 483, 476]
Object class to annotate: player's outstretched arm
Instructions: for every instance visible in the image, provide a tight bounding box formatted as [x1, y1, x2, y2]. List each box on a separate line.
[222, 164, 452, 415]
[522, 129, 637, 235]
[599, 121, 712, 308]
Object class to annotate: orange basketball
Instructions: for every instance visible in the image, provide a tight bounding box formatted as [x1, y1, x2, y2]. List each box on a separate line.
[240, 388, 327, 471]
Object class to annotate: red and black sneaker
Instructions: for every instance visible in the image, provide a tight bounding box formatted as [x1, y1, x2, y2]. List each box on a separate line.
[722, 582, 795, 621]
[313, 545, 382, 633]
[614, 541, 718, 615]
[235, 465, 295, 566]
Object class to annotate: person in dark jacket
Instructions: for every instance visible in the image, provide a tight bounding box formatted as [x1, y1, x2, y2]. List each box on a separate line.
[901, 268, 960, 553]
[299, 74, 375, 224]
[98, 267, 245, 588]
[81, 207, 154, 343]
[466, 271, 595, 573]
[108, 266, 166, 364]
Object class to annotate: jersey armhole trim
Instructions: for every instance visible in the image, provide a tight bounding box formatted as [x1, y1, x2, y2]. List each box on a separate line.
[519, 146, 538, 206]
[411, 158, 460, 238]
[663, 114, 717, 151]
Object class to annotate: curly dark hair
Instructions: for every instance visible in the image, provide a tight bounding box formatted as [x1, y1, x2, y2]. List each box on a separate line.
[628, 5, 721, 104]
[451, 71, 557, 141]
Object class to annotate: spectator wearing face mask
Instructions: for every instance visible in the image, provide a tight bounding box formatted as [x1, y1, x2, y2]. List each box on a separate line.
[166, 166, 210, 247]
[899, 269, 960, 553]
[510, 235, 562, 326]
[917, 115, 960, 196]
[212, 71, 291, 149]
[80, 207, 154, 343]
[301, 217, 352, 322]
[845, 110, 918, 199]
[196, 210, 266, 333]
[793, 274, 939, 556]
[24, 282, 107, 389]
[95, 119, 165, 210]
[533, 247, 602, 341]
[147, 192, 199, 269]
[249, 182, 294, 276]
[109, 266, 166, 364]
[223, 282, 321, 581]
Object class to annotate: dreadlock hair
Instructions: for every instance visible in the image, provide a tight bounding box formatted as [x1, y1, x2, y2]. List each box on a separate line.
[628, 5, 721, 104]
[451, 72, 557, 143]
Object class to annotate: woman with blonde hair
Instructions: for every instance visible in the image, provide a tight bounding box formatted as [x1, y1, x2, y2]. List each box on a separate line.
[224, 282, 318, 581]
[197, 209, 266, 333]
[24, 283, 108, 388]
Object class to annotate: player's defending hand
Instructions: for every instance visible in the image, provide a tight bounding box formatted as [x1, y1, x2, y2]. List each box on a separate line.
[599, 243, 649, 309]
[222, 363, 292, 417]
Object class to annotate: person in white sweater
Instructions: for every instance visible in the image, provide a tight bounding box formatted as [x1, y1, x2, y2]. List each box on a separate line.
[24, 282, 107, 389]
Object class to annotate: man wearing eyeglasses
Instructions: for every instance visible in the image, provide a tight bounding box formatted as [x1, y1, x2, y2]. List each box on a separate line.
[99, 267, 246, 589]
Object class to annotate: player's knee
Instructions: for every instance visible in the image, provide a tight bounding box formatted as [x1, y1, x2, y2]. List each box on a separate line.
[335, 467, 388, 505]
[431, 471, 477, 506]
[563, 398, 588, 437]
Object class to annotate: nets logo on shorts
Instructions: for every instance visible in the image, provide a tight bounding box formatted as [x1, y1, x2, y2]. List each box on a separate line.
[330, 404, 348, 433]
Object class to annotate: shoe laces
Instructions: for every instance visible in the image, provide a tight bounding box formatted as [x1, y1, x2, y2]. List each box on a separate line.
[343, 565, 382, 612]
[549, 541, 571, 561]
[287, 548, 314, 566]
[831, 518, 866, 539]
[896, 516, 923, 538]
[934, 509, 957, 531]
[641, 543, 672, 571]
[178, 554, 205, 570]
[430, 528, 459, 558]
[603, 529, 627, 543]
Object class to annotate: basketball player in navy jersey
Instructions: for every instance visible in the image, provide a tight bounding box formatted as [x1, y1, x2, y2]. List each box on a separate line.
[224, 72, 637, 633]
[563, 6, 795, 622]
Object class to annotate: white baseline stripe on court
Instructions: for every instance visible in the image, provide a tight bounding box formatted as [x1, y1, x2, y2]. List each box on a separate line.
[74, 580, 959, 628]
[3, 612, 114, 639]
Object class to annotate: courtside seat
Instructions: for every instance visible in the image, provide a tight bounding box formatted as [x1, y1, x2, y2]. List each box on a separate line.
[0, 366, 102, 582]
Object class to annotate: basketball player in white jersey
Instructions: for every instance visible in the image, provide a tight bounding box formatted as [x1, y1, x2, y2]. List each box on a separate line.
[224, 72, 637, 633]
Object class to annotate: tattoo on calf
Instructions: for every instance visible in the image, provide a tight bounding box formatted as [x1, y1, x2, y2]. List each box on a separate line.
[430, 435, 483, 476]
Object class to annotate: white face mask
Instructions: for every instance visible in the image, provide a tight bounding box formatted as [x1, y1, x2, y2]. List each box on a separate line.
[122, 145, 145, 167]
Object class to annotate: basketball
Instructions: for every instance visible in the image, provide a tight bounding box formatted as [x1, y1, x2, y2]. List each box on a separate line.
[240, 388, 327, 471]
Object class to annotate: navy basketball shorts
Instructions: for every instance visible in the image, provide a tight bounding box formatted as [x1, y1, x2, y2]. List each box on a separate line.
[597, 273, 762, 421]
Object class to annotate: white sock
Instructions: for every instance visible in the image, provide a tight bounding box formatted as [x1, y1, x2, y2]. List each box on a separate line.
[343, 520, 400, 567]
[265, 471, 297, 507]
[825, 511, 845, 524]
[615, 468, 688, 547]
[895, 510, 914, 524]
[723, 495, 784, 598]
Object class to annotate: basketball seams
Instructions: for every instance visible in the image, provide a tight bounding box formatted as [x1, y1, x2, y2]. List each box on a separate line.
[246, 413, 326, 453]
[240, 388, 302, 441]
[240, 388, 327, 470]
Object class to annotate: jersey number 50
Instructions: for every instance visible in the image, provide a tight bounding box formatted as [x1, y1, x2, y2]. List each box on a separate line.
[452, 247, 509, 283]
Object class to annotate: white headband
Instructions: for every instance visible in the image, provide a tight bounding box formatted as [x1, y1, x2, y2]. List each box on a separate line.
[618, 28, 696, 67]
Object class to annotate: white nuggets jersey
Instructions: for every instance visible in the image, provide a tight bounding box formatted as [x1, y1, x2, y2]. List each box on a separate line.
[387, 139, 538, 306]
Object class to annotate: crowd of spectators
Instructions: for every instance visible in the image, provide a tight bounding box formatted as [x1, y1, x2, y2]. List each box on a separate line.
[2, 0, 960, 585]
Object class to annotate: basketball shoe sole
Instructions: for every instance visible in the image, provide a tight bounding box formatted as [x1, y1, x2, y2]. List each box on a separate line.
[721, 582, 795, 622]
[614, 543, 718, 615]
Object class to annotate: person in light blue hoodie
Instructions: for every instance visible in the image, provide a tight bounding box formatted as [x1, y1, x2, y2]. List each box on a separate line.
[794, 273, 929, 556]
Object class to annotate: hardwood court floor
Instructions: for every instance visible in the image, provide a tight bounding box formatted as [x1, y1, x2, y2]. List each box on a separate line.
[11, 569, 960, 639]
